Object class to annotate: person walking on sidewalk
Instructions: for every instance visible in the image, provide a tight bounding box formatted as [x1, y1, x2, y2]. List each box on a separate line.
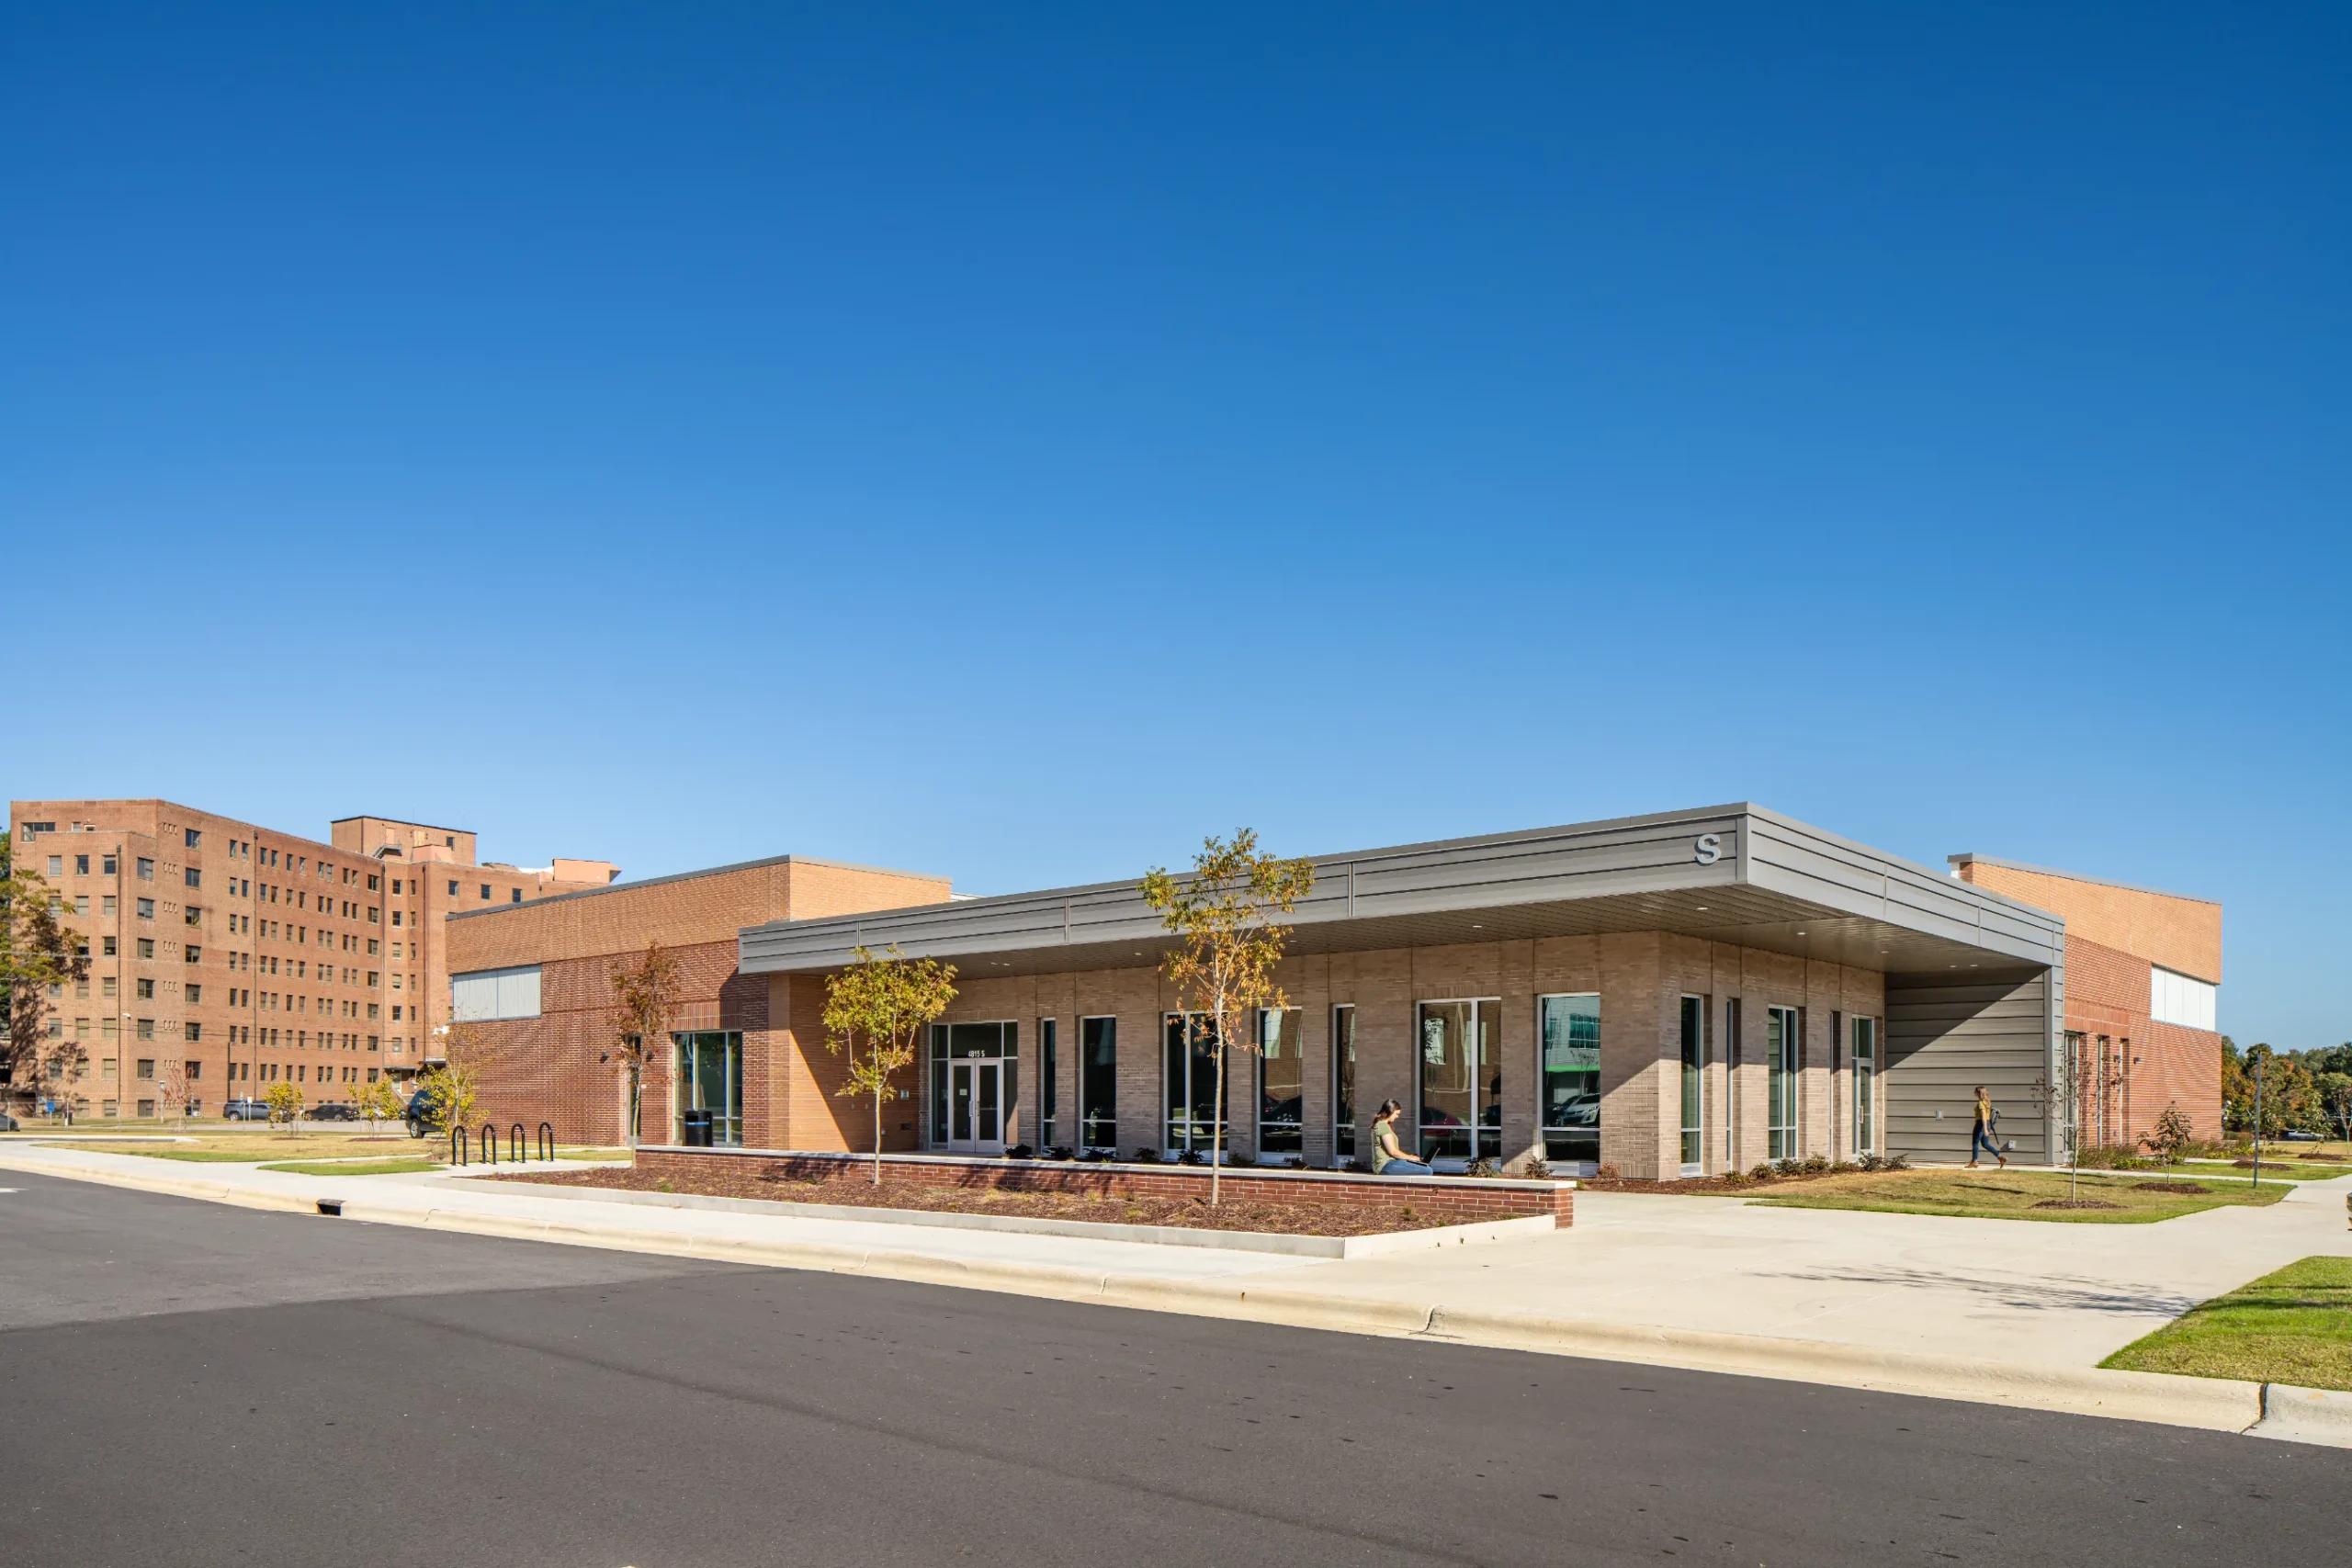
[1370, 1100, 1436, 1176]
[1968, 1086, 2007, 1168]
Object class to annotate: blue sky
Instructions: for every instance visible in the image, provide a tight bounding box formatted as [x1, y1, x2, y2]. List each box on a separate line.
[5, 5, 2345, 1046]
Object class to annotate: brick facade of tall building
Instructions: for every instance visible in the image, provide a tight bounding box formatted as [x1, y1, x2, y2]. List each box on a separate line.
[1951, 855, 2223, 1147]
[7, 799, 613, 1118]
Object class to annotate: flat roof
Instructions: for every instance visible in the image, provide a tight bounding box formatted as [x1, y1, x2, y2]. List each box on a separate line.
[741, 803, 2065, 979]
[1947, 853, 2219, 908]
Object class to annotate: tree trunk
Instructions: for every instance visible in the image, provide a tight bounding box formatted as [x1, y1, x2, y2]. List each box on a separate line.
[873, 1093, 884, 1186]
[1211, 1037, 1225, 1206]
[627, 1064, 641, 1150]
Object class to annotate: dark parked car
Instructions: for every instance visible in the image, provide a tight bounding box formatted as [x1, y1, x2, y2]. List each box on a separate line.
[403, 1087, 444, 1137]
[309, 1102, 357, 1122]
[221, 1098, 270, 1121]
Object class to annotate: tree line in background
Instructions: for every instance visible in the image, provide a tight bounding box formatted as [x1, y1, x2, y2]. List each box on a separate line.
[2222, 1036, 2352, 1143]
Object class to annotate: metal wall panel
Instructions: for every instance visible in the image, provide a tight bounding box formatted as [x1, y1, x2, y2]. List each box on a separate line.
[1883, 972, 2055, 1163]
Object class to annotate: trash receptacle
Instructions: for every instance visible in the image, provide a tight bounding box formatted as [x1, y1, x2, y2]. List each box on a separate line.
[683, 1108, 714, 1147]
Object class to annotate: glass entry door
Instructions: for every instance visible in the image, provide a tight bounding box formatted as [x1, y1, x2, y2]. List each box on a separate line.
[1418, 999, 1500, 1165]
[947, 1057, 1006, 1155]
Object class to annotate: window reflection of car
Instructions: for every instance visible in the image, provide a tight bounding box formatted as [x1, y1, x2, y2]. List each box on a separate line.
[1260, 1093, 1303, 1122]
[1419, 1106, 1466, 1127]
[1548, 1089, 1600, 1128]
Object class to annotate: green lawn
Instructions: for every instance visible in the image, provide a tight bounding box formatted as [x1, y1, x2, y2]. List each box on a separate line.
[2103, 1257, 2352, 1388]
[259, 1157, 442, 1177]
[1750, 1168, 2290, 1223]
[2174, 1159, 2352, 1183]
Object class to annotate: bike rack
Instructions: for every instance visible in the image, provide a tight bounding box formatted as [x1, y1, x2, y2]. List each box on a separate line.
[537, 1122, 554, 1162]
[480, 1122, 498, 1166]
[450, 1125, 468, 1167]
[509, 1122, 526, 1162]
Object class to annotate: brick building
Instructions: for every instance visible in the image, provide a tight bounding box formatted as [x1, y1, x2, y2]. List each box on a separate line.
[6, 799, 614, 1118]
[1950, 854, 2223, 1149]
[442, 854, 953, 1145]
[738, 806, 2086, 1179]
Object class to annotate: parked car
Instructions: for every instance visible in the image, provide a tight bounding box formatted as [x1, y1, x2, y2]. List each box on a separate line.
[309, 1102, 357, 1122]
[2281, 1130, 2323, 1142]
[402, 1087, 444, 1137]
[221, 1098, 270, 1121]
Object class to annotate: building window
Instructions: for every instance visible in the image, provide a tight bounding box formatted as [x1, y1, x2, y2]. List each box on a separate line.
[451, 965, 540, 1021]
[1419, 998, 1500, 1163]
[137, 857, 154, 880]
[447, 880, 458, 896]
[136, 978, 153, 999]
[187, 1060, 201, 1079]
[510, 887, 521, 903]
[73, 895, 89, 916]
[186, 945, 200, 964]
[673, 1031, 745, 1145]
[103, 854, 117, 875]
[480, 884, 491, 901]
[1767, 1006, 1801, 1160]
[1850, 1016, 1877, 1156]
[137, 939, 154, 959]
[137, 897, 154, 919]
[1080, 1016, 1117, 1152]
[101, 895, 117, 917]
[1162, 1011, 1227, 1157]
[75, 853, 89, 875]
[1256, 1007, 1304, 1157]
[1331, 1005, 1356, 1161]
[186, 1022, 202, 1043]
[136, 1058, 154, 1079]
[1037, 1018, 1058, 1147]
[1538, 994, 1600, 1166]
[186, 829, 201, 849]
[185, 867, 201, 888]
[45, 855, 62, 876]
[1679, 996, 1706, 1174]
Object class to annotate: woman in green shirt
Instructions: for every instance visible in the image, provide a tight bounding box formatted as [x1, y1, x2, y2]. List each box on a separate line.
[1370, 1099, 1436, 1176]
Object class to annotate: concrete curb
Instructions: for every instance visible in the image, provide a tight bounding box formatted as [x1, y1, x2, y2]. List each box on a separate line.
[0, 1150, 2312, 1443]
[2249, 1382, 2352, 1447]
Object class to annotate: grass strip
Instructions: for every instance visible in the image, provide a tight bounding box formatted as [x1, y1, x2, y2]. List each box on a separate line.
[2103, 1257, 2352, 1389]
[259, 1157, 443, 1177]
[1750, 1168, 2290, 1223]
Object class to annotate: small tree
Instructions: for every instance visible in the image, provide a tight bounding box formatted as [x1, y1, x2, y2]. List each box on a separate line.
[1141, 829, 1316, 1205]
[353, 1077, 400, 1132]
[3, 840, 91, 1111]
[417, 1021, 493, 1150]
[264, 1079, 306, 1131]
[821, 945, 958, 1185]
[155, 1061, 192, 1128]
[608, 943, 684, 1149]
[2150, 1103, 2193, 1167]
[40, 1039, 89, 1125]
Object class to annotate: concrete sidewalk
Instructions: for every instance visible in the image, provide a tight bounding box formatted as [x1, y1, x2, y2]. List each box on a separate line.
[7, 1142, 2347, 1440]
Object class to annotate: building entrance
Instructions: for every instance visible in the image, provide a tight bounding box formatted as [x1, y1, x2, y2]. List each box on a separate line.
[946, 1056, 1008, 1155]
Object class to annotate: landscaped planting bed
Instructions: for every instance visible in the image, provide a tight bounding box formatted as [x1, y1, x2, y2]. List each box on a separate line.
[493, 1162, 1482, 1236]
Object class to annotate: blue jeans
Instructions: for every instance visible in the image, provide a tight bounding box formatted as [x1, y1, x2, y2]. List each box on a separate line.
[1384, 1159, 1436, 1176]
[1972, 1124, 2003, 1160]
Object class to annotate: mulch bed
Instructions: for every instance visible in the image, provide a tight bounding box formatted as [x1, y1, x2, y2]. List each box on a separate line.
[2033, 1198, 2123, 1210]
[488, 1164, 1456, 1236]
[2132, 1180, 2212, 1195]
[1579, 1169, 1865, 1195]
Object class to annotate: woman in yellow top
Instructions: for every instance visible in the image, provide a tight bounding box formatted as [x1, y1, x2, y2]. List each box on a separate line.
[1369, 1099, 1436, 1176]
[1968, 1085, 2006, 1168]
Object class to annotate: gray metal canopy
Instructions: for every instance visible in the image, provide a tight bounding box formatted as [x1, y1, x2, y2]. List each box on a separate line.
[737, 805, 2064, 981]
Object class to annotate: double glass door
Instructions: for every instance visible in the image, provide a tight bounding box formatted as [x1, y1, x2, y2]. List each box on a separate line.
[947, 1057, 1006, 1155]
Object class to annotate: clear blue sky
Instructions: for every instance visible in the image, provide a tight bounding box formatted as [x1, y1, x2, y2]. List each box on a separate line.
[6, 5, 2344, 1047]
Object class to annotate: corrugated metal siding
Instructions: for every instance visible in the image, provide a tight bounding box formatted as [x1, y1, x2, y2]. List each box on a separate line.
[1883, 972, 2055, 1163]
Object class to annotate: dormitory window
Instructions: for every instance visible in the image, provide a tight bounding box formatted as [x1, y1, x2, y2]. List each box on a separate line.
[447, 880, 458, 896]
[103, 855, 117, 875]
[480, 884, 491, 900]
[75, 854, 89, 874]
[186, 829, 200, 848]
[511, 888, 521, 903]
[46, 855, 62, 876]
[185, 867, 200, 888]
[137, 898, 154, 919]
[137, 858, 154, 880]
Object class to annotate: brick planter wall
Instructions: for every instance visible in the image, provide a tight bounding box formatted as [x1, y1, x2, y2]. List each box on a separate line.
[637, 1146, 1574, 1227]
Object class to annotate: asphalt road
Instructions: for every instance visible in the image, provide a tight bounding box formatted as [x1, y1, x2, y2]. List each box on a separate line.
[3, 1171, 2344, 1568]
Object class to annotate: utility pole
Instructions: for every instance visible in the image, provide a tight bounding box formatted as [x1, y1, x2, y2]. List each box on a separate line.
[2252, 1054, 2265, 1189]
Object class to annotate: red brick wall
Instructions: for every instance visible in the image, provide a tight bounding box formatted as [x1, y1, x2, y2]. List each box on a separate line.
[639, 1146, 1574, 1226]
[2063, 932, 2222, 1145]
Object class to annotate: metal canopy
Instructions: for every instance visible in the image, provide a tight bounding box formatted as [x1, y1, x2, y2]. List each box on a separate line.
[739, 804, 2064, 981]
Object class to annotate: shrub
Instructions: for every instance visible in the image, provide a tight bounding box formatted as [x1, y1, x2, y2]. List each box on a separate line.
[1749, 1163, 1776, 1181]
[1829, 1160, 1860, 1175]
[1520, 1156, 1553, 1181]
[1463, 1157, 1500, 1179]
[1772, 1157, 1803, 1177]
[1595, 1162, 1622, 1181]
[1718, 1170, 1750, 1188]
[1857, 1153, 1886, 1172]
[1799, 1155, 1831, 1175]
[1132, 1147, 1160, 1164]
[1883, 1153, 1911, 1171]
[2151, 1104, 2194, 1166]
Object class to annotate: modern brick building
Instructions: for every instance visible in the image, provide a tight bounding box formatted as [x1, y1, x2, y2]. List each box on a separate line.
[442, 854, 953, 1145]
[7, 799, 616, 1118]
[1950, 854, 2223, 1150]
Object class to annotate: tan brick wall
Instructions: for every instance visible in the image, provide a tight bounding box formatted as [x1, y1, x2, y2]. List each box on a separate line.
[1957, 861, 2221, 984]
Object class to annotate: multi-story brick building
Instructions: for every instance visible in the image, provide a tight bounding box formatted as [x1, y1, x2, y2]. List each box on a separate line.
[6, 799, 615, 1118]
[442, 854, 954, 1145]
[1950, 853, 2223, 1150]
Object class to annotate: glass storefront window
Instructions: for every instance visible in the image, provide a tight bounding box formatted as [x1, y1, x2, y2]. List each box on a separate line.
[1080, 1017, 1117, 1150]
[1851, 1015, 1876, 1155]
[1331, 1004, 1356, 1160]
[1539, 994, 1600, 1165]
[1039, 1019, 1058, 1147]
[1768, 1007, 1800, 1160]
[1419, 999, 1500, 1163]
[1257, 1008, 1304, 1156]
[1679, 996, 1705, 1171]
[673, 1031, 744, 1146]
[1163, 1011, 1227, 1156]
